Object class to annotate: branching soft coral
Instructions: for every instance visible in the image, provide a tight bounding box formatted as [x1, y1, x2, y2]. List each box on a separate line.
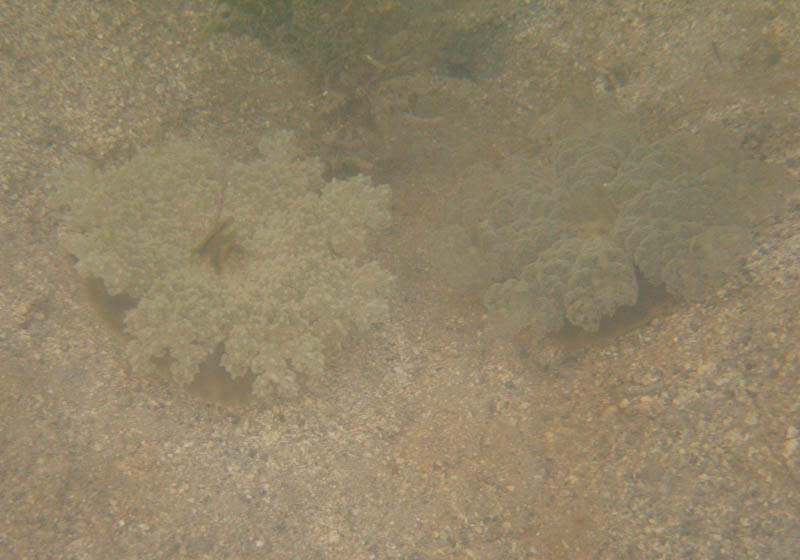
[50, 129, 393, 400]
[443, 118, 794, 337]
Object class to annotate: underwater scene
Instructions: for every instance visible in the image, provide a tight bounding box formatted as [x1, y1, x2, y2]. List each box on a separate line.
[2, 1, 799, 558]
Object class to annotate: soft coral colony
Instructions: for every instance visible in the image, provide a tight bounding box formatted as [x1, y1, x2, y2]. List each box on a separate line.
[49, 129, 393, 401]
[446, 117, 794, 338]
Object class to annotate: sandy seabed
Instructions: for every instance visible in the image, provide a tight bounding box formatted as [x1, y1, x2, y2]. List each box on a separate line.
[1, 1, 799, 558]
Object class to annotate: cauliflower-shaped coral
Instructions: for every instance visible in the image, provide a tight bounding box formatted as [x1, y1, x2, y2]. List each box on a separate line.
[50, 129, 393, 400]
[448, 118, 794, 337]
